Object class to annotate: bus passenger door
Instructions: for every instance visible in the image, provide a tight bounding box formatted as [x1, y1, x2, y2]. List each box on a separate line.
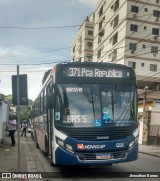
[46, 81, 53, 158]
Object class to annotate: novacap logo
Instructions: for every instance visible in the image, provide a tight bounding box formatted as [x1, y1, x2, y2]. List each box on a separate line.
[77, 144, 85, 150]
[77, 144, 105, 150]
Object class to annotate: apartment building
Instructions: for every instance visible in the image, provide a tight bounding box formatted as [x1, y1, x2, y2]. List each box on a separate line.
[71, 14, 94, 62]
[94, 0, 160, 76]
[72, 0, 160, 79]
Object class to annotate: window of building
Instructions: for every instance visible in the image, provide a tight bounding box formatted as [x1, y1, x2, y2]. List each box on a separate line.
[112, 32, 118, 45]
[141, 63, 145, 67]
[144, 8, 148, 12]
[99, 21, 102, 31]
[144, 26, 147, 30]
[130, 24, 138, 32]
[78, 46, 82, 54]
[99, 16, 105, 31]
[150, 64, 157, 71]
[99, 28, 105, 37]
[99, 5, 103, 17]
[131, 5, 139, 13]
[152, 28, 159, 35]
[113, 15, 119, 28]
[86, 54, 92, 62]
[114, 0, 119, 12]
[97, 48, 102, 59]
[73, 45, 76, 53]
[108, 53, 112, 59]
[88, 30, 93, 36]
[153, 10, 160, 17]
[143, 45, 146, 48]
[98, 36, 102, 44]
[111, 0, 119, 12]
[87, 42, 93, 49]
[128, 61, 136, 69]
[156, 0, 159, 4]
[151, 46, 158, 53]
[111, 49, 117, 62]
[109, 37, 112, 43]
[129, 43, 137, 51]
[78, 36, 82, 43]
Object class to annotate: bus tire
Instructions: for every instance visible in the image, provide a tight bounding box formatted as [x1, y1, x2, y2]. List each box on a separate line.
[31, 131, 34, 140]
[50, 160, 56, 167]
[35, 132, 39, 149]
[36, 142, 39, 149]
[44, 136, 48, 156]
[50, 161, 54, 167]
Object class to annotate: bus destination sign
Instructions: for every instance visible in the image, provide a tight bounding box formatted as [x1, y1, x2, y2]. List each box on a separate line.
[62, 67, 131, 78]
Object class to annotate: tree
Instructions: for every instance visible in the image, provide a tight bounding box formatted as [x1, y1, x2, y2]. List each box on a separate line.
[42, 69, 51, 85]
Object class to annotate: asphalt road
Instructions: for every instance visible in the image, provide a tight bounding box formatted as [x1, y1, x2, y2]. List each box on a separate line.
[35, 145, 160, 181]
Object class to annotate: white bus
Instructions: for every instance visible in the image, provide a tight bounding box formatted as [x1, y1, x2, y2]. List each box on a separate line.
[32, 62, 138, 166]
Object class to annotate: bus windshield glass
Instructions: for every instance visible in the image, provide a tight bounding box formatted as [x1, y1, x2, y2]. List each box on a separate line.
[55, 84, 137, 127]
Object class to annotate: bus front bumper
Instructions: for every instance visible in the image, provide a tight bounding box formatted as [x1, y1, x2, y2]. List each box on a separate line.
[55, 143, 138, 166]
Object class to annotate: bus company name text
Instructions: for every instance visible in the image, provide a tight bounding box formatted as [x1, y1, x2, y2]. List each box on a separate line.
[77, 144, 105, 150]
[68, 68, 123, 78]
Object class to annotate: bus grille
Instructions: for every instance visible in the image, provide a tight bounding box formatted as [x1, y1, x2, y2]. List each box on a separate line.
[76, 150, 127, 161]
[67, 129, 130, 141]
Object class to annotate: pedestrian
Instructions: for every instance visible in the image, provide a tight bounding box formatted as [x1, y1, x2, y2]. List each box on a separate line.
[8, 116, 17, 146]
[21, 121, 28, 137]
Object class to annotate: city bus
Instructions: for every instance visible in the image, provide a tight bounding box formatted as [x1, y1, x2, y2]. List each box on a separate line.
[32, 62, 138, 166]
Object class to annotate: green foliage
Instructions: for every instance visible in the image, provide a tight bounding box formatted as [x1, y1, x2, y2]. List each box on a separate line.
[5, 94, 33, 123]
[20, 105, 31, 123]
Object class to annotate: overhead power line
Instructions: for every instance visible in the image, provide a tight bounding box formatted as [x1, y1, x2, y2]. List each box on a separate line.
[0, 25, 81, 29]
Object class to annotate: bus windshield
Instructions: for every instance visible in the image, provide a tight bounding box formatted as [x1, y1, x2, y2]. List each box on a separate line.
[55, 84, 137, 128]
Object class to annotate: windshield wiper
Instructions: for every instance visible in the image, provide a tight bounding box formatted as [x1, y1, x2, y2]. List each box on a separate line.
[111, 91, 114, 119]
[114, 82, 120, 104]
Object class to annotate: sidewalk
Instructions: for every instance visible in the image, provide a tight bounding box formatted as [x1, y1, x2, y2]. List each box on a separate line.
[139, 144, 160, 158]
[0, 131, 47, 181]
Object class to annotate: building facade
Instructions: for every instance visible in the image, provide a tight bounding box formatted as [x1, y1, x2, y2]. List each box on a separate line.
[72, 0, 160, 77]
[71, 15, 94, 62]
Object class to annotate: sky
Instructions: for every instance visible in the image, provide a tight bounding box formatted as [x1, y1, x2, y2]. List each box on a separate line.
[0, 0, 98, 101]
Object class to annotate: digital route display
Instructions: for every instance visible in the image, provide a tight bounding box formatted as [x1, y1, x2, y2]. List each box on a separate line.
[62, 67, 131, 78]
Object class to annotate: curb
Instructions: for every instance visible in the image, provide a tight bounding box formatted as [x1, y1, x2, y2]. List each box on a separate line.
[139, 151, 160, 158]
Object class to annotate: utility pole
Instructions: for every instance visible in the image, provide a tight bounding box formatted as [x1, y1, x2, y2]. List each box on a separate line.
[142, 86, 148, 145]
[17, 65, 20, 171]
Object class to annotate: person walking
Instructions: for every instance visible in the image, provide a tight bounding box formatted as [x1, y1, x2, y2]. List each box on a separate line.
[8, 116, 17, 146]
[21, 121, 28, 137]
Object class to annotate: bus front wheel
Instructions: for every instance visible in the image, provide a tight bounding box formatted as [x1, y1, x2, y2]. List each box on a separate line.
[44, 136, 49, 156]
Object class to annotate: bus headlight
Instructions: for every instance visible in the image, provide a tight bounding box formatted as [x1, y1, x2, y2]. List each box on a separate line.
[129, 141, 134, 149]
[56, 137, 65, 147]
[66, 144, 74, 154]
[129, 136, 139, 149]
[56, 137, 74, 154]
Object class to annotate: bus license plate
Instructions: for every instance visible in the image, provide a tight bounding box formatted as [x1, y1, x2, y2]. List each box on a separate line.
[96, 153, 111, 160]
